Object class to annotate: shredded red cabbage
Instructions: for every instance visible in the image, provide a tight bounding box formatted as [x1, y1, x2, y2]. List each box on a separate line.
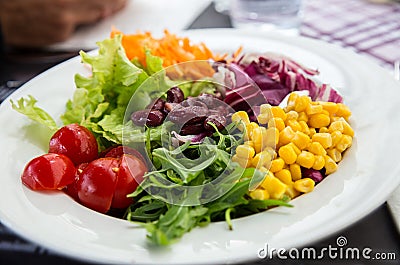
[217, 53, 343, 114]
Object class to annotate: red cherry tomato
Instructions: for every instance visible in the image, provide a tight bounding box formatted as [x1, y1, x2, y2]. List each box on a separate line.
[111, 154, 147, 209]
[76, 158, 119, 214]
[104, 145, 147, 165]
[64, 163, 88, 202]
[21, 153, 76, 190]
[49, 123, 98, 165]
[76, 154, 147, 213]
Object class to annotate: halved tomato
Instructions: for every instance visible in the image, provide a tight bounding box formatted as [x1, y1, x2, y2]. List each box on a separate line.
[21, 153, 76, 190]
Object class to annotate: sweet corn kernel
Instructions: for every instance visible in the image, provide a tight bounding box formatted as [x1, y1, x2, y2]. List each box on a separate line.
[308, 141, 327, 156]
[312, 155, 325, 170]
[260, 104, 272, 115]
[268, 117, 286, 131]
[285, 184, 300, 199]
[232, 154, 251, 168]
[340, 118, 355, 137]
[252, 151, 272, 169]
[329, 120, 344, 133]
[249, 189, 270, 200]
[259, 172, 273, 190]
[279, 126, 295, 145]
[257, 113, 270, 124]
[262, 176, 287, 199]
[287, 119, 302, 132]
[271, 106, 287, 121]
[306, 104, 323, 115]
[296, 151, 315, 169]
[319, 101, 339, 115]
[336, 103, 352, 119]
[278, 144, 298, 164]
[263, 146, 277, 159]
[336, 134, 352, 152]
[292, 131, 311, 150]
[264, 127, 279, 148]
[294, 178, 315, 193]
[289, 163, 302, 181]
[309, 128, 317, 137]
[235, 144, 255, 159]
[231, 111, 250, 131]
[327, 148, 342, 162]
[330, 116, 341, 122]
[299, 120, 311, 135]
[244, 140, 254, 147]
[275, 169, 292, 185]
[308, 113, 330, 128]
[330, 130, 343, 147]
[270, 158, 285, 172]
[295, 96, 311, 112]
[321, 109, 330, 116]
[245, 122, 259, 141]
[319, 127, 329, 133]
[286, 110, 299, 120]
[312, 133, 333, 149]
[286, 93, 299, 111]
[297, 112, 309, 122]
[288, 142, 301, 155]
[252, 127, 266, 153]
[324, 155, 338, 175]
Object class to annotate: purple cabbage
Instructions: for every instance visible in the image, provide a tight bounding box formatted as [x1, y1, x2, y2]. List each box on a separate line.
[217, 53, 343, 114]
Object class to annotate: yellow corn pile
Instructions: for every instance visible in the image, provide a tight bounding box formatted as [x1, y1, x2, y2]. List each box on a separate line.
[232, 92, 354, 201]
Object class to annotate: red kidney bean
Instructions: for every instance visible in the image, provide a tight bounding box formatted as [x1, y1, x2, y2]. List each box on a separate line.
[131, 110, 150, 126]
[146, 98, 166, 111]
[167, 86, 184, 103]
[146, 110, 166, 127]
[167, 105, 208, 124]
[131, 109, 165, 127]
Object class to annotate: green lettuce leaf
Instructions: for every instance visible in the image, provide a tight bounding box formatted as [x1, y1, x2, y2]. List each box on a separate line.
[11, 96, 58, 132]
[60, 35, 156, 146]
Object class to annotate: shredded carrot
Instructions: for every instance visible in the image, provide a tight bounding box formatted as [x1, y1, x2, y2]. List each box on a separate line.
[110, 28, 228, 67]
[110, 28, 243, 80]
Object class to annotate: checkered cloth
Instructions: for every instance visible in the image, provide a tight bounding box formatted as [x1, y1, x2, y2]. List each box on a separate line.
[300, 0, 400, 70]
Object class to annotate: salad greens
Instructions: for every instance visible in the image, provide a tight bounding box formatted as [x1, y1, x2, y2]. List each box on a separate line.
[127, 124, 291, 245]
[11, 35, 292, 246]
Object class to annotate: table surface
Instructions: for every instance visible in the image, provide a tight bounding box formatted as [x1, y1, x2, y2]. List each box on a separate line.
[0, 1, 399, 264]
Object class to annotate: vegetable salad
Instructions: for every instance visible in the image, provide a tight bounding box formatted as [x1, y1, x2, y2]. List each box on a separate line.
[12, 30, 354, 246]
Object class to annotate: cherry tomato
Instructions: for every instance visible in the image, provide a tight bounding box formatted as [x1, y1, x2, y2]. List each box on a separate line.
[49, 123, 98, 165]
[64, 162, 88, 202]
[104, 145, 147, 165]
[76, 154, 147, 213]
[111, 154, 147, 209]
[76, 158, 119, 213]
[21, 153, 76, 190]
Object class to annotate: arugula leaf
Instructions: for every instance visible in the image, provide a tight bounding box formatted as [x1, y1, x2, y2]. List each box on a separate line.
[142, 204, 208, 246]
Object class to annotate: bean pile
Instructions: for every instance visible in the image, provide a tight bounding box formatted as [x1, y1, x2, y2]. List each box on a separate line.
[131, 87, 230, 135]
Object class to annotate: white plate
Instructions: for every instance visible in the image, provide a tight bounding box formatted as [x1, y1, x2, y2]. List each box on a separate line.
[1, 29, 400, 265]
